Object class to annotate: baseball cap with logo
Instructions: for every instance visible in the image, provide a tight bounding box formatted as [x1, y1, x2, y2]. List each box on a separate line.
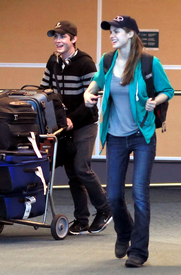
[47, 20, 77, 37]
[101, 15, 139, 34]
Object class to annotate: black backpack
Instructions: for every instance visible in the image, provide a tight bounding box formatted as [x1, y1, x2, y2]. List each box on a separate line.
[103, 51, 168, 132]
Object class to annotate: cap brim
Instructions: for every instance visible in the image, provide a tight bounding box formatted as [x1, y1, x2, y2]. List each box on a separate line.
[101, 20, 122, 30]
[101, 21, 111, 30]
[47, 30, 55, 37]
[47, 29, 66, 37]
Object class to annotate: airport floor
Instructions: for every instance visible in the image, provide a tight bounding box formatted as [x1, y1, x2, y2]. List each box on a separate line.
[0, 187, 181, 275]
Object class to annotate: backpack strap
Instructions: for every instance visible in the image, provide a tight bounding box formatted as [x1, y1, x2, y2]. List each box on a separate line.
[140, 53, 155, 128]
[103, 50, 117, 74]
[141, 53, 154, 98]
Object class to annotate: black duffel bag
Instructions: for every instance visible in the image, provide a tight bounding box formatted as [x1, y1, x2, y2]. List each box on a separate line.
[0, 97, 39, 150]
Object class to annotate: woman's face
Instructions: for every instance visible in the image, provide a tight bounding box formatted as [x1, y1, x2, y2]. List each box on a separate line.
[110, 26, 132, 50]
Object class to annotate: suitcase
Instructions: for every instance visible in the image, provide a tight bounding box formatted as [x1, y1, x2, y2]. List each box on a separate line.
[0, 149, 50, 193]
[0, 97, 39, 150]
[0, 186, 46, 220]
[1, 87, 67, 134]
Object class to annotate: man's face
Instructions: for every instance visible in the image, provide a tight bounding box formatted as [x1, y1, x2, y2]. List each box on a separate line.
[53, 32, 76, 59]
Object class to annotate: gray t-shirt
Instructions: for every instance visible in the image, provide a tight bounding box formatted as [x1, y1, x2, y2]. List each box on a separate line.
[108, 74, 138, 136]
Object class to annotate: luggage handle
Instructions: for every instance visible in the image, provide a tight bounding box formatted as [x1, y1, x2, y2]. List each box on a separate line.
[12, 132, 32, 137]
[24, 166, 47, 195]
[6, 85, 41, 96]
[21, 85, 54, 95]
[21, 85, 41, 90]
[7, 90, 35, 96]
[23, 167, 38, 173]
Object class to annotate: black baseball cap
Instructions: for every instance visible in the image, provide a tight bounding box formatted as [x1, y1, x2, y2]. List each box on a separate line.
[47, 20, 77, 37]
[101, 15, 139, 34]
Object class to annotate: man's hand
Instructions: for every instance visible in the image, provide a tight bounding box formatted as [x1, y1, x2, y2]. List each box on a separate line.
[66, 117, 73, 130]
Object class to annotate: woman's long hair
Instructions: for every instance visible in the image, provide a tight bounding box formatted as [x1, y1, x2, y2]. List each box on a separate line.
[121, 28, 143, 86]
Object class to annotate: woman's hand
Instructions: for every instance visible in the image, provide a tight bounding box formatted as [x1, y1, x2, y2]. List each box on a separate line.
[145, 98, 156, 112]
[145, 93, 168, 112]
[84, 90, 99, 107]
[83, 80, 101, 107]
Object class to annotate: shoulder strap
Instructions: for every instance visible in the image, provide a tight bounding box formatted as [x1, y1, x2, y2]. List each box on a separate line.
[140, 53, 154, 128]
[141, 53, 155, 99]
[103, 50, 116, 74]
[53, 62, 62, 94]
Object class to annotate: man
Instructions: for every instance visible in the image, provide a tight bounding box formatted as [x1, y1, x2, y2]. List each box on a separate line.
[41, 20, 112, 235]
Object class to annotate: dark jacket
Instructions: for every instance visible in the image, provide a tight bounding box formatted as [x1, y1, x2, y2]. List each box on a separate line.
[41, 49, 98, 130]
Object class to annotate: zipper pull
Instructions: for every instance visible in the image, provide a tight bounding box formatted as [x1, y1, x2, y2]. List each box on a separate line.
[14, 114, 18, 121]
[162, 122, 166, 133]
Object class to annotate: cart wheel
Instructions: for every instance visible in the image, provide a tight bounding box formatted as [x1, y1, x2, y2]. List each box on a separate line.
[0, 223, 4, 234]
[51, 214, 69, 240]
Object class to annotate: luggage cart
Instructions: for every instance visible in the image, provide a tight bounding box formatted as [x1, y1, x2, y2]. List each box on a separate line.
[0, 129, 69, 240]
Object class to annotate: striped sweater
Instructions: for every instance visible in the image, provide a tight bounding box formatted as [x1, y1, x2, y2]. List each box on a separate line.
[41, 49, 98, 130]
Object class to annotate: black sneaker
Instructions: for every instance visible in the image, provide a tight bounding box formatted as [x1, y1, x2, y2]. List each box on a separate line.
[88, 211, 112, 233]
[69, 220, 89, 235]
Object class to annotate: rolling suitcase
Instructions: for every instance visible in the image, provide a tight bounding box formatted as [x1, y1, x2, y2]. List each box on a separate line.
[0, 186, 46, 220]
[0, 149, 49, 220]
[0, 133, 69, 240]
[0, 149, 50, 193]
[0, 97, 39, 150]
[0, 86, 67, 134]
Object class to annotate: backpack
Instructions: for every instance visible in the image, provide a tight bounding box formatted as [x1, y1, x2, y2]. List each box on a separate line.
[103, 51, 168, 132]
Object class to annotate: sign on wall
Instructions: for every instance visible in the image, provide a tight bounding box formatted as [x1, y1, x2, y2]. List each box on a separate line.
[139, 29, 159, 50]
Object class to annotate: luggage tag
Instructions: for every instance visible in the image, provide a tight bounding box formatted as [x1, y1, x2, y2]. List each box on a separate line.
[28, 132, 47, 194]
[23, 196, 36, 220]
[35, 166, 47, 195]
[28, 132, 42, 158]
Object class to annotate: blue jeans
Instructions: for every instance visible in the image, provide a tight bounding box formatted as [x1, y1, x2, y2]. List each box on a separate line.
[106, 131, 156, 261]
[64, 124, 109, 226]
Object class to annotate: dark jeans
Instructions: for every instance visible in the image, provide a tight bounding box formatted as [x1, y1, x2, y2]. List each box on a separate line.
[106, 131, 156, 261]
[64, 123, 109, 226]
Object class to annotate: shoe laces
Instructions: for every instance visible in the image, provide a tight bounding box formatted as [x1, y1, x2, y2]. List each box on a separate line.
[92, 212, 106, 222]
[92, 211, 108, 218]
[69, 219, 79, 226]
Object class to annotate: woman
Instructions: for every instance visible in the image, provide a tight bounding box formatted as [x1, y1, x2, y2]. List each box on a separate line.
[84, 15, 174, 267]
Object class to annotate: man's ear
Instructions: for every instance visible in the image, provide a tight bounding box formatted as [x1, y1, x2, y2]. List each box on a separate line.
[72, 36, 77, 43]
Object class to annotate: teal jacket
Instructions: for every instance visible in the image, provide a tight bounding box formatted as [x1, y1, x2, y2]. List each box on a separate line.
[93, 50, 174, 149]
